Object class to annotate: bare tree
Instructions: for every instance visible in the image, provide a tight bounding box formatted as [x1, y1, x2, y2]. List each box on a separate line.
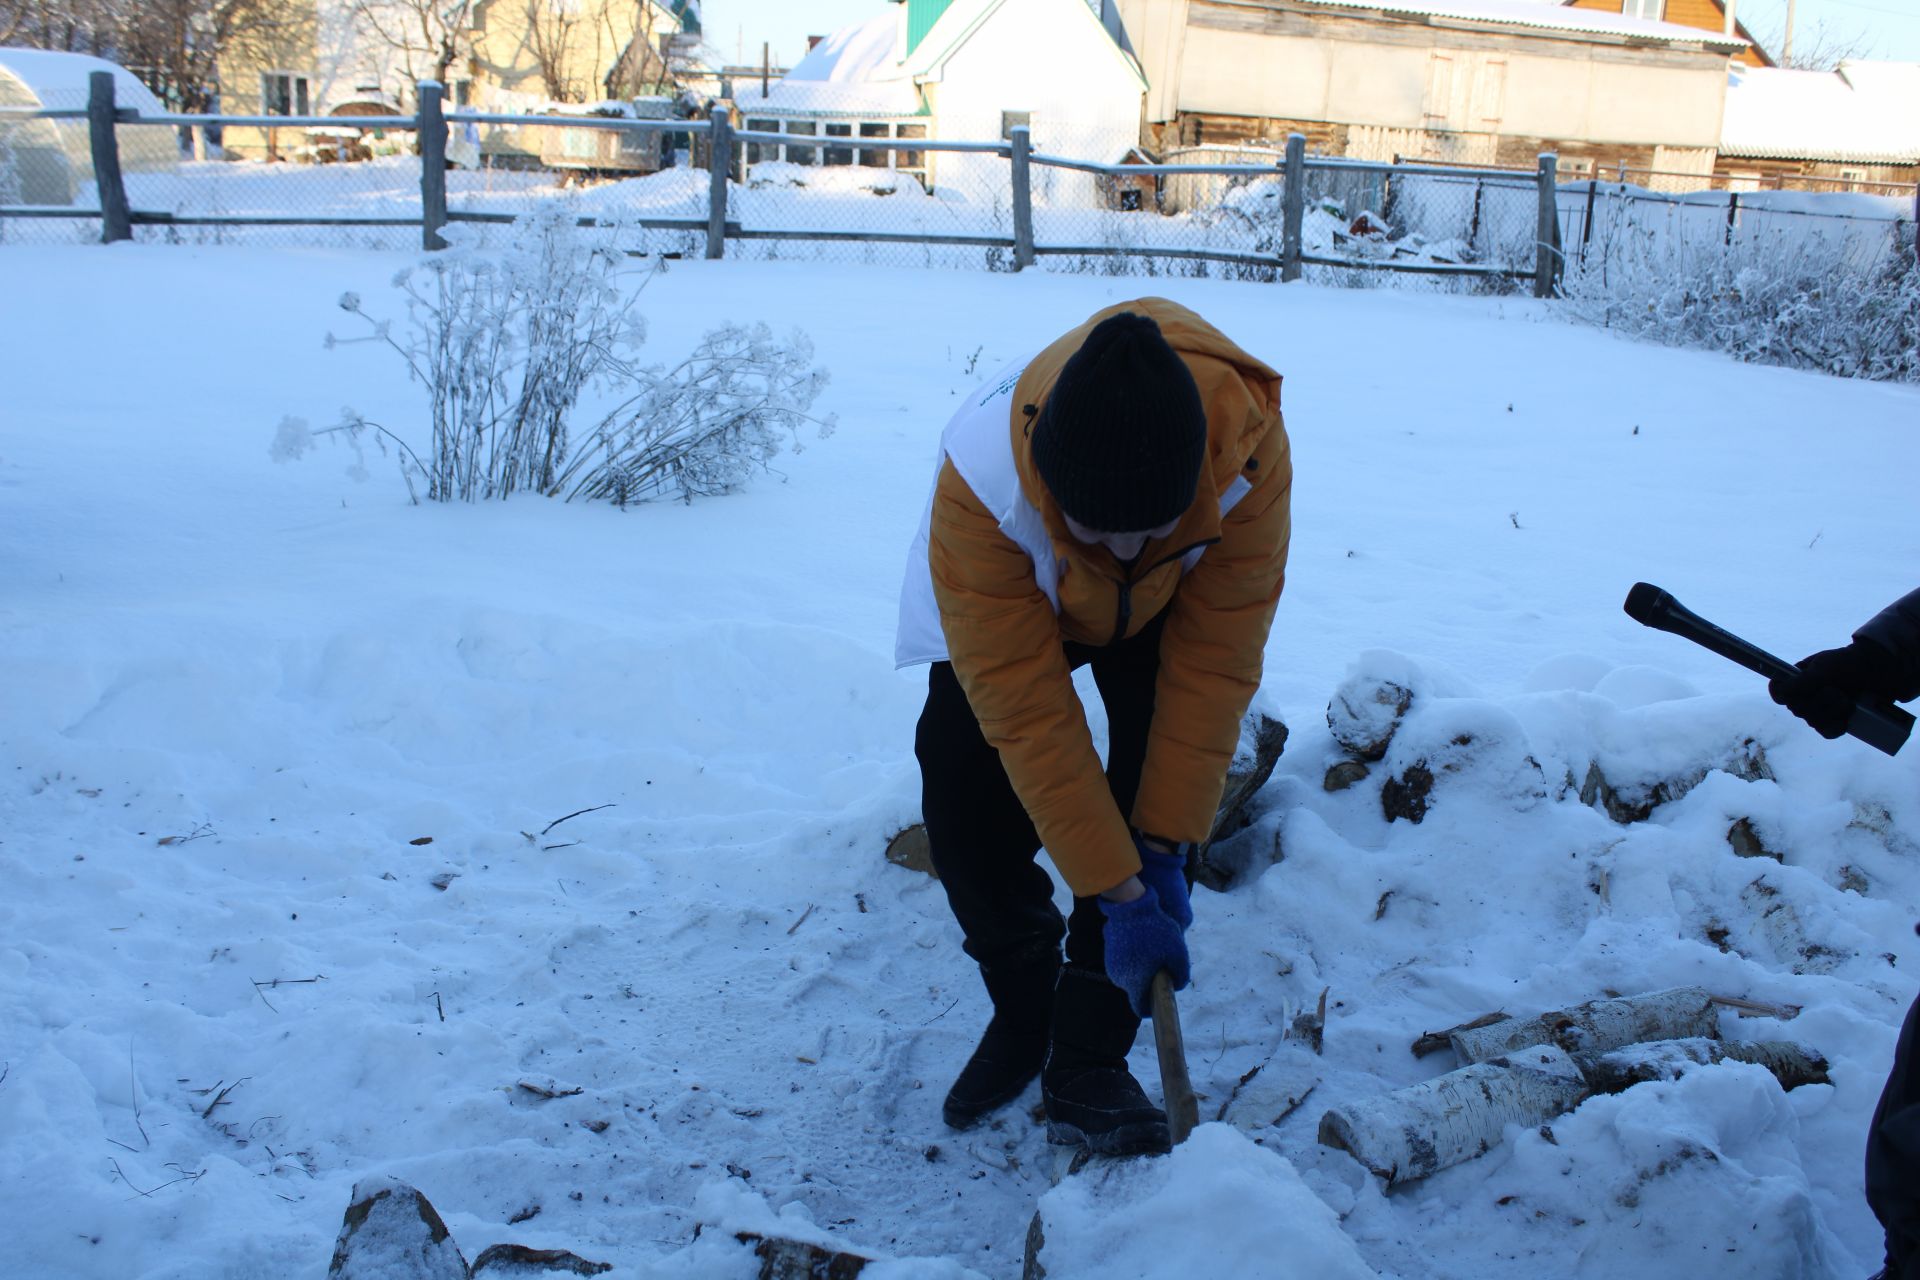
[605, 0, 674, 100]
[352, 0, 477, 95]
[0, 0, 299, 112]
[523, 0, 581, 102]
[1749, 15, 1880, 71]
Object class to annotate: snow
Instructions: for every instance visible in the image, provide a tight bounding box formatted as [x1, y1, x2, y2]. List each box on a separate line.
[784, 14, 903, 86]
[749, 13, 920, 118]
[0, 47, 166, 113]
[1722, 62, 1920, 164]
[1034, 1124, 1379, 1278]
[3, 243, 1919, 1280]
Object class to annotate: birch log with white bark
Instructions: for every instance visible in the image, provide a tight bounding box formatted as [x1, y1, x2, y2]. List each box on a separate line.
[1317, 1046, 1589, 1185]
[1450, 987, 1718, 1064]
[1576, 1038, 1830, 1093]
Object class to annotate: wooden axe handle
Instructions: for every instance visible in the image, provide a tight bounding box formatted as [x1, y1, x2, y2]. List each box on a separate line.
[1150, 972, 1200, 1145]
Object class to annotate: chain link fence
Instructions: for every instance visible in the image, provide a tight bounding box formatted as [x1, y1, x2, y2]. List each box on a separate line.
[6, 78, 1913, 315]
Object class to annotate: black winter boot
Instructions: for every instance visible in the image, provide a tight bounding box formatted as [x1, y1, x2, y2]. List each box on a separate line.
[943, 955, 1061, 1130]
[1041, 966, 1170, 1156]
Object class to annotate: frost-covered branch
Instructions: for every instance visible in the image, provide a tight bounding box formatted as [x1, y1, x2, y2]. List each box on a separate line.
[278, 211, 833, 505]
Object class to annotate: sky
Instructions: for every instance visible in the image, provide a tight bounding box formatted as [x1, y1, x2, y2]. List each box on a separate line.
[696, 0, 1920, 67]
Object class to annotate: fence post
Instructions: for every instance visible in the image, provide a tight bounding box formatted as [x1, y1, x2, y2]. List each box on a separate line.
[1010, 125, 1035, 271]
[706, 107, 731, 260]
[1281, 132, 1305, 282]
[1725, 191, 1739, 246]
[418, 81, 448, 251]
[87, 71, 132, 244]
[1533, 152, 1560, 299]
[1581, 178, 1597, 266]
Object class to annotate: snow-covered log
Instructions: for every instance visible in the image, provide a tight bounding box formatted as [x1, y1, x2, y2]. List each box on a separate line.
[1317, 1045, 1589, 1186]
[327, 1179, 468, 1280]
[1449, 987, 1717, 1065]
[1576, 1038, 1830, 1094]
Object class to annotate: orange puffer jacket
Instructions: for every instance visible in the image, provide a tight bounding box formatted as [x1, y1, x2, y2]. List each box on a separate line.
[926, 298, 1291, 896]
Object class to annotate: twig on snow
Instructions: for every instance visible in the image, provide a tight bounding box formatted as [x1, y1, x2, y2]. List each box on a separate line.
[251, 975, 326, 1013]
[202, 1078, 250, 1120]
[429, 991, 446, 1022]
[540, 804, 615, 837]
[786, 904, 816, 936]
[922, 999, 960, 1027]
[110, 1158, 205, 1198]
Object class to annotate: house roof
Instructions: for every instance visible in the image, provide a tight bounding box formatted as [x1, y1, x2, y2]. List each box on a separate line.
[1295, 0, 1748, 49]
[744, 14, 923, 117]
[904, 0, 1146, 89]
[1720, 61, 1920, 163]
[747, 0, 1144, 117]
[0, 47, 167, 112]
[1557, 0, 1773, 66]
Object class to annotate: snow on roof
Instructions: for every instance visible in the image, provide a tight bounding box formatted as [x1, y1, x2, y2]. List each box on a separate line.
[1297, 0, 1747, 49]
[747, 13, 923, 117]
[0, 47, 166, 113]
[1721, 61, 1920, 163]
[901, 0, 1145, 87]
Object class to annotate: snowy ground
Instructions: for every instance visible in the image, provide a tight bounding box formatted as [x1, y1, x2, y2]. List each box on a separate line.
[3, 245, 1918, 1280]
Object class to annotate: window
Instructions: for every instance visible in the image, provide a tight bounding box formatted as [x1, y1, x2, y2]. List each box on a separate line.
[824, 122, 853, 166]
[858, 121, 890, 167]
[1623, 0, 1664, 19]
[896, 122, 926, 174]
[785, 120, 817, 166]
[1000, 109, 1032, 140]
[1558, 156, 1595, 178]
[262, 71, 311, 116]
[746, 117, 779, 165]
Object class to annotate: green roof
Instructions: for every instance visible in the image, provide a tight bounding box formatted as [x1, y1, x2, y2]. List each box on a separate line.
[906, 0, 954, 55]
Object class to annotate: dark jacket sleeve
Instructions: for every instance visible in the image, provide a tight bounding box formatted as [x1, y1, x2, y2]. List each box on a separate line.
[1856, 589, 1920, 703]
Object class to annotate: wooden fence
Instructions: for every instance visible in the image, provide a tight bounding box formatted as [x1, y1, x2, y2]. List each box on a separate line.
[1, 74, 1570, 295]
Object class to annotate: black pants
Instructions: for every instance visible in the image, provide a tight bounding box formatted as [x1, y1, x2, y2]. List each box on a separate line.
[1871, 991, 1920, 1278]
[914, 610, 1166, 977]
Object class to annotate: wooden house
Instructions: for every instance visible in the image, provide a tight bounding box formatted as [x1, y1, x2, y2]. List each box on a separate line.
[1716, 60, 1920, 193]
[1113, 0, 1748, 187]
[1561, 0, 1772, 68]
[741, 0, 1146, 196]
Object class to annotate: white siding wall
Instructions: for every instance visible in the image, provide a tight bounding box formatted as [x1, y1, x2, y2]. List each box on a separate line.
[926, 0, 1145, 203]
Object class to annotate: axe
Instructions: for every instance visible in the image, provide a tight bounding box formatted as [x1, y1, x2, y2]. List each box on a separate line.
[1623, 582, 1912, 756]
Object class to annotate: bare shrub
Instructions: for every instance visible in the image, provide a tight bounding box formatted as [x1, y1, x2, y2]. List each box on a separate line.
[276, 210, 833, 503]
[1562, 208, 1918, 383]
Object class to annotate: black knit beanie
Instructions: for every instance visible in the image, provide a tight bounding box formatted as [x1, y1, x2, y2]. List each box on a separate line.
[1031, 312, 1207, 533]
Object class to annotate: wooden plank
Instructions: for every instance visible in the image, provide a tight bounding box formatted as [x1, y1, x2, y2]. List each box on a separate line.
[87, 72, 132, 244]
[1281, 133, 1306, 282]
[729, 228, 1010, 247]
[1298, 255, 1531, 278]
[1033, 243, 1279, 267]
[447, 212, 718, 232]
[133, 214, 424, 227]
[1534, 151, 1560, 297]
[1009, 125, 1034, 271]
[706, 108, 731, 260]
[418, 83, 447, 251]
[731, 130, 1009, 155]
